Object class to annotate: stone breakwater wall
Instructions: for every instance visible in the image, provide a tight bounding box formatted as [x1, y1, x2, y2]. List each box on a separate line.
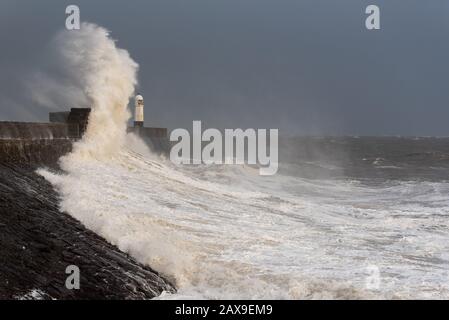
[0, 121, 170, 165]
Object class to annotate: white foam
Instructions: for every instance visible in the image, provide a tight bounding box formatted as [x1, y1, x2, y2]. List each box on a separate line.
[39, 146, 449, 299]
[37, 23, 449, 300]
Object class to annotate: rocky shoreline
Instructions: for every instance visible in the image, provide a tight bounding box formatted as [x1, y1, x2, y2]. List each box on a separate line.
[0, 139, 175, 299]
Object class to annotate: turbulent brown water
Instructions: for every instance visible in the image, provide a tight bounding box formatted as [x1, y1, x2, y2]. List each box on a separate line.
[35, 135, 449, 299]
[2, 135, 449, 299]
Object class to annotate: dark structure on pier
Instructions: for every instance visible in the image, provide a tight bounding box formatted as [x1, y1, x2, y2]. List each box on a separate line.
[49, 108, 91, 139]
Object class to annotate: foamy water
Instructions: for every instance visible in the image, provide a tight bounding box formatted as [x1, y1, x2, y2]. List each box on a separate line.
[37, 22, 449, 300]
[39, 135, 449, 299]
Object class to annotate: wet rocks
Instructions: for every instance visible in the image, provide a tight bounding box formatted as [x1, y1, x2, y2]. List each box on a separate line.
[0, 140, 175, 299]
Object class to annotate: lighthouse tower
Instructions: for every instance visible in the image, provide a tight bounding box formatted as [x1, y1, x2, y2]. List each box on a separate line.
[134, 94, 144, 127]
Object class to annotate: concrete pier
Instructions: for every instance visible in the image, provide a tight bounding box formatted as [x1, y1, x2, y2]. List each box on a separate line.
[0, 108, 170, 164]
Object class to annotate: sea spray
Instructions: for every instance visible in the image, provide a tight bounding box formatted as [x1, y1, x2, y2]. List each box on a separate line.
[37, 22, 195, 288]
[54, 23, 138, 159]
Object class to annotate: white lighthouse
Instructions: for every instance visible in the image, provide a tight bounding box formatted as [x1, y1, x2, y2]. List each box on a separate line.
[134, 94, 144, 127]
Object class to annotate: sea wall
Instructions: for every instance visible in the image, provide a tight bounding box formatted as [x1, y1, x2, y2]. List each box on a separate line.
[0, 139, 72, 165]
[0, 121, 74, 165]
[0, 121, 170, 165]
[0, 121, 76, 139]
[127, 127, 171, 154]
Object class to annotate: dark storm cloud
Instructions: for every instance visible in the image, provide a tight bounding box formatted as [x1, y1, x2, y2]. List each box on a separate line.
[0, 0, 448, 135]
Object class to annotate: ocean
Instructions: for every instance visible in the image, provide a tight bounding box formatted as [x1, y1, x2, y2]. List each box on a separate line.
[39, 134, 449, 299]
[27, 22, 449, 300]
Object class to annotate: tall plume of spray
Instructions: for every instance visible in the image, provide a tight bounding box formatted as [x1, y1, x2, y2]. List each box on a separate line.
[37, 23, 189, 280]
[42, 22, 139, 159]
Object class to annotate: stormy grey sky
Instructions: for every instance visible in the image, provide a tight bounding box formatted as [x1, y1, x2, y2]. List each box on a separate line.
[0, 0, 449, 136]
